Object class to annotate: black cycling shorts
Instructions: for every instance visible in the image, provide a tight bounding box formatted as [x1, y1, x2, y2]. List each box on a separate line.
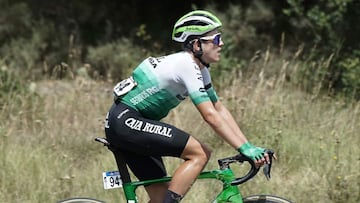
[105, 103, 190, 181]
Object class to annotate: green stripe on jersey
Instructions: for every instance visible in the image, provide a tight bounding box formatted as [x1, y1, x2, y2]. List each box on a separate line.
[189, 91, 211, 105]
[206, 87, 218, 102]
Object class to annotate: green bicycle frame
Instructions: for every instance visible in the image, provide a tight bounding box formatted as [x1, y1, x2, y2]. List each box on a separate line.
[121, 168, 243, 203]
[94, 137, 271, 203]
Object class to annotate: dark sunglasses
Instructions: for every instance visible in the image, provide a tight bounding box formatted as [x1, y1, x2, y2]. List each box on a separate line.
[200, 33, 222, 46]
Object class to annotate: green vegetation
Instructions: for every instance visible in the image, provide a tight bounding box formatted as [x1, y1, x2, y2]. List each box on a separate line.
[1, 47, 359, 202]
[1, 1, 359, 203]
[1, 1, 359, 97]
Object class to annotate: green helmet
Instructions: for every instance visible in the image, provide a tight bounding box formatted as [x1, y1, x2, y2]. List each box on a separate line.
[172, 10, 222, 43]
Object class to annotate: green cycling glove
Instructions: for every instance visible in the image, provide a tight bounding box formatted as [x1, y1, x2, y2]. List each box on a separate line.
[238, 142, 265, 161]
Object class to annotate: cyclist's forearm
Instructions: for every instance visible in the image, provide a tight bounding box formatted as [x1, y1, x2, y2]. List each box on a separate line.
[197, 102, 247, 148]
[206, 112, 246, 149]
[213, 101, 249, 144]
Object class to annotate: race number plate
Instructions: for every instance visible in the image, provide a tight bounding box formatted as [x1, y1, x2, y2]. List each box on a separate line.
[113, 76, 137, 97]
[102, 171, 122, 189]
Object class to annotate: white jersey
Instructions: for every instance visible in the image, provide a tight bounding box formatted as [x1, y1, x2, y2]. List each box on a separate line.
[120, 51, 218, 120]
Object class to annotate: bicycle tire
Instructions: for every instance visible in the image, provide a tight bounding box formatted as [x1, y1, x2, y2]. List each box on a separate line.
[57, 197, 106, 203]
[242, 194, 293, 203]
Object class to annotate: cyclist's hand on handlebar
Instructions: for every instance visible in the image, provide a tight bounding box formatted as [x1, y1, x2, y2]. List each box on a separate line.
[238, 142, 268, 167]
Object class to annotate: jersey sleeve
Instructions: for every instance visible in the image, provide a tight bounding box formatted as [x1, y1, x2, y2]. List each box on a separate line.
[201, 67, 219, 103]
[178, 61, 211, 105]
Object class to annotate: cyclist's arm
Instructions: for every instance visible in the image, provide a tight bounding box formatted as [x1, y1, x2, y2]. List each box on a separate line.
[196, 101, 247, 149]
[212, 100, 248, 143]
[178, 62, 250, 150]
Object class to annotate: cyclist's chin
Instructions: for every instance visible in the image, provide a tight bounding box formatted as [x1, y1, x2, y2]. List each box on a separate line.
[212, 56, 221, 62]
[205, 55, 221, 64]
[215, 53, 222, 60]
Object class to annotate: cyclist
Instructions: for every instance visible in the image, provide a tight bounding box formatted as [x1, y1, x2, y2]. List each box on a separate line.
[104, 10, 269, 203]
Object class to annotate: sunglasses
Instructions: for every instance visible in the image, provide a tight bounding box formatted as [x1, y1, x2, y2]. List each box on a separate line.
[200, 33, 222, 46]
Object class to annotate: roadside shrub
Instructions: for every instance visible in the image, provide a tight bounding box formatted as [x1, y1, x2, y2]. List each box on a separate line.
[85, 38, 149, 81]
[337, 52, 360, 99]
[283, 0, 360, 99]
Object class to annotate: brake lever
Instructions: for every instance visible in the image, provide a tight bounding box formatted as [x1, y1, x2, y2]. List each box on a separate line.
[263, 149, 274, 180]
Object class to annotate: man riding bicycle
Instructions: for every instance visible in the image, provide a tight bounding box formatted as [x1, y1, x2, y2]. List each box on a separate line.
[104, 10, 270, 203]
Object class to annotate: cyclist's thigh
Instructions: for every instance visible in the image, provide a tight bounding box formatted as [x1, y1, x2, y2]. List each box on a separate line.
[119, 152, 167, 181]
[106, 103, 190, 181]
[106, 103, 190, 157]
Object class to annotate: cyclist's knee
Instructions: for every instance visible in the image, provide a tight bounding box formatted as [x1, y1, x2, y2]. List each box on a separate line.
[200, 144, 212, 162]
[181, 136, 212, 165]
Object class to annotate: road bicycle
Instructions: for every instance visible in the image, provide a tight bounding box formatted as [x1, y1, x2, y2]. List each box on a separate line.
[58, 137, 293, 203]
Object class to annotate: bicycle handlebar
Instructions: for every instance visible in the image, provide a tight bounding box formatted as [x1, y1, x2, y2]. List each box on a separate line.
[217, 149, 274, 186]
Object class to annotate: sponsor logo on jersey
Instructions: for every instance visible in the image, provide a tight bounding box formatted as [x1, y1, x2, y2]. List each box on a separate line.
[129, 86, 160, 105]
[117, 109, 130, 119]
[148, 57, 165, 68]
[199, 87, 206, 92]
[124, 118, 172, 138]
[148, 57, 158, 68]
[196, 72, 203, 81]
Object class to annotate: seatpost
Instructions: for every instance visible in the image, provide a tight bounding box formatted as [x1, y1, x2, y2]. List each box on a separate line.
[112, 150, 132, 183]
[94, 137, 132, 183]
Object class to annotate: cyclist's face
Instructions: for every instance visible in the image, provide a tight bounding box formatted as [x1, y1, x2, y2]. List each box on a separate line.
[200, 30, 223, 64]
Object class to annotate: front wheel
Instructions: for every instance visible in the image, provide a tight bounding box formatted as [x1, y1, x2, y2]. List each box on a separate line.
[57, 197, 105, 203]
[243, 194, 293, 203]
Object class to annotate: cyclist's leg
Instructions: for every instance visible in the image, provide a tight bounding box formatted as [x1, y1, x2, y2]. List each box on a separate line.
[119, 135, 211, 202]
[105, 103, 193, 202]
[167, 136, 212, 198]
[144, 182, 169, 203]
[122, 153, 169, 203]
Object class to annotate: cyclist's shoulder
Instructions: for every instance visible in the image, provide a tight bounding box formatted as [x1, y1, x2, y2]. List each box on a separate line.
[136, 51, 199, 78]
[162, 51, 196, 67]
[136, 52, 190, 68]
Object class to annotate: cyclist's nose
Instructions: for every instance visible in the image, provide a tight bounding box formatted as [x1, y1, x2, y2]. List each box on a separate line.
[219, 38, 224, 47]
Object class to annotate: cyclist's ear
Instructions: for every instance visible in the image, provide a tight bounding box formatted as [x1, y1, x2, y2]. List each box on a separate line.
[197, 40, 202, 48]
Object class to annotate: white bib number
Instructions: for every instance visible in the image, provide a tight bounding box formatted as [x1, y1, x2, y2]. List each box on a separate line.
[102, 171, 122, 189]
[113, 76, 137, 98]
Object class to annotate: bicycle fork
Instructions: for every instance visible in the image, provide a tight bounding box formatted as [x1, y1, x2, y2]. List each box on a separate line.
[211, 169, 244, 203]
